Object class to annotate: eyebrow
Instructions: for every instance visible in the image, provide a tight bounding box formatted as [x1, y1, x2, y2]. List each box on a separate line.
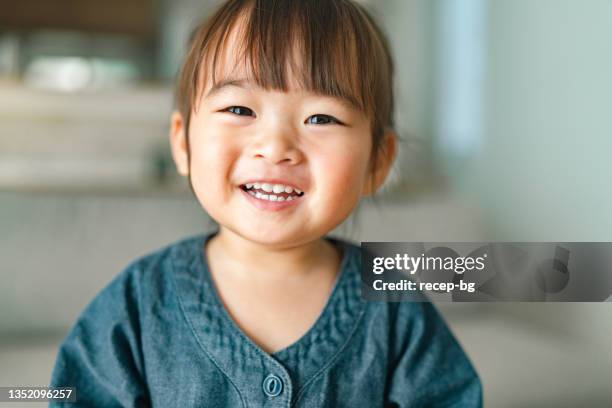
[204, 78, 251, 99]
[204, 77, 362, 112]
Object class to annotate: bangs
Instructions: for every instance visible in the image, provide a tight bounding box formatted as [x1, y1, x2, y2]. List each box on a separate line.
[178, 0, 393, 127]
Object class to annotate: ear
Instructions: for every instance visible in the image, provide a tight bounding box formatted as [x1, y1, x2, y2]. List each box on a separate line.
[169, 111, 190, 176]
[362, 128, 397, 196]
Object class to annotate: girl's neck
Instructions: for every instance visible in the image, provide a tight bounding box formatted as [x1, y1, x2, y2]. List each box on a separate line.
[206, 227, 341, 282]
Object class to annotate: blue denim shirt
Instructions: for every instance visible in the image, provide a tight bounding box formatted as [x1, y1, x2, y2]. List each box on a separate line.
[49, 232, 482, 407]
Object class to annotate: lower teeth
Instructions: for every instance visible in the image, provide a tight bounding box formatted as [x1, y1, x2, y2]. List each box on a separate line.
[248, 191, 296, 201]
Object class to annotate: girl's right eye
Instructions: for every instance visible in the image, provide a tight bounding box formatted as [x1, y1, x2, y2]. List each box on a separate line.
[224, 106, 255, 117]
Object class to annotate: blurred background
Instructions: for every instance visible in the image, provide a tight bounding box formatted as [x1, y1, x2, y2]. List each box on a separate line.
[1, 0, 611, 406]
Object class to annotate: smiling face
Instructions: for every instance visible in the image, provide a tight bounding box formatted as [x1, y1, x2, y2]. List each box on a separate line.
[170, 3, 396, 249]
[171, 75, 383, 249]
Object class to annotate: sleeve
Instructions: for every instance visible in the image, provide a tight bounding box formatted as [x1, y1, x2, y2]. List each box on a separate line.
[385, 302, 482, 408]
[49, 266, 151, 408]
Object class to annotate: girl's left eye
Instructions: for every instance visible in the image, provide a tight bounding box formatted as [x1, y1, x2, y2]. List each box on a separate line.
[305, 114, 341, 125]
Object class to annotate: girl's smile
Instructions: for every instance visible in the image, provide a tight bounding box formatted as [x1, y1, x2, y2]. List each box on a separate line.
[238, 180, 305, 211]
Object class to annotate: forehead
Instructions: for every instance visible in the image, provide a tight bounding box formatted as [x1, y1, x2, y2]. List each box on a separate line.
[194, 8, 365, 113]
[203, 24, 303, 93]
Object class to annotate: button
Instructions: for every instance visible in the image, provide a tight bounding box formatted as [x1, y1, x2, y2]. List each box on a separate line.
[262, 374, 283, 397]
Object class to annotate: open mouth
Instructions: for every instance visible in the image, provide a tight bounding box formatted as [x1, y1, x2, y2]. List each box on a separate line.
[239, 182, 305, 202]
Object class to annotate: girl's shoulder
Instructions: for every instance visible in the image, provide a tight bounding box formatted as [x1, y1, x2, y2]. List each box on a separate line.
[337, 238, 462, 350]
[115, 232, 207, 288]
[326, 237, 449, 340]
[49, 234, 206, 403]
[67, 233, 207, 328]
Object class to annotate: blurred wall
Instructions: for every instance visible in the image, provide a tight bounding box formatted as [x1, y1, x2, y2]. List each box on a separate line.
[437, 0, 612, 241]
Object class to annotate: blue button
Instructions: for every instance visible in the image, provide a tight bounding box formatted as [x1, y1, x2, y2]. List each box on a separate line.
[262, 374, 283, 397]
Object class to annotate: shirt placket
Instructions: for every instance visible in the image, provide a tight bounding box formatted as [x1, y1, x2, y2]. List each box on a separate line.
[172, 236, 294, 407]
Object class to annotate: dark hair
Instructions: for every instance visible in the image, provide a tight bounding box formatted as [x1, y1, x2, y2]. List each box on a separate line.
[176, 0, 395, 180]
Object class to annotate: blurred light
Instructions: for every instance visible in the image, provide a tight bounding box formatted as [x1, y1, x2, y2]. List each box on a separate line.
[435, 0, 486, 158]
[25, 57, 93, 91]
[24, 56, 139, 92]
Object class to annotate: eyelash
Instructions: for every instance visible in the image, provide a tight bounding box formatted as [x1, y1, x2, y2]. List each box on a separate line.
[223, 106, 342, 125]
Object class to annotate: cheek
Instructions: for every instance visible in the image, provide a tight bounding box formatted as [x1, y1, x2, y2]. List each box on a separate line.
[313, 140, 371, 206]
[188, 124, 241, 196]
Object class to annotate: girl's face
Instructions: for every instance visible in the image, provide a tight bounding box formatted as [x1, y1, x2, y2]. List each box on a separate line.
[171, 43, 394, 249]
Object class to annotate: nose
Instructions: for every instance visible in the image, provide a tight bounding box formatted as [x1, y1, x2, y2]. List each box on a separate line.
[250, 122, 303, 165]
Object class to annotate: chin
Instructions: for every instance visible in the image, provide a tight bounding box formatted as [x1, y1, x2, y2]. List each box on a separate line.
[246, 231, 302, 248]
[234, 225, 314, 249]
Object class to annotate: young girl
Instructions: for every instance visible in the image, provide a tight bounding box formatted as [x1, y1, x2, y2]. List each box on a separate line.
[50, 0, 482, 406]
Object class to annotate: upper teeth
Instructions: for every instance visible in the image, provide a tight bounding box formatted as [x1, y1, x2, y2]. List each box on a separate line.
[244, 183, 302, 195]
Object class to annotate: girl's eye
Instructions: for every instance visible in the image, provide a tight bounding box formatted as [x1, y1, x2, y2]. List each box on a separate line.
[225, 106, 255, 116]
[306, 114, 340, 125]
